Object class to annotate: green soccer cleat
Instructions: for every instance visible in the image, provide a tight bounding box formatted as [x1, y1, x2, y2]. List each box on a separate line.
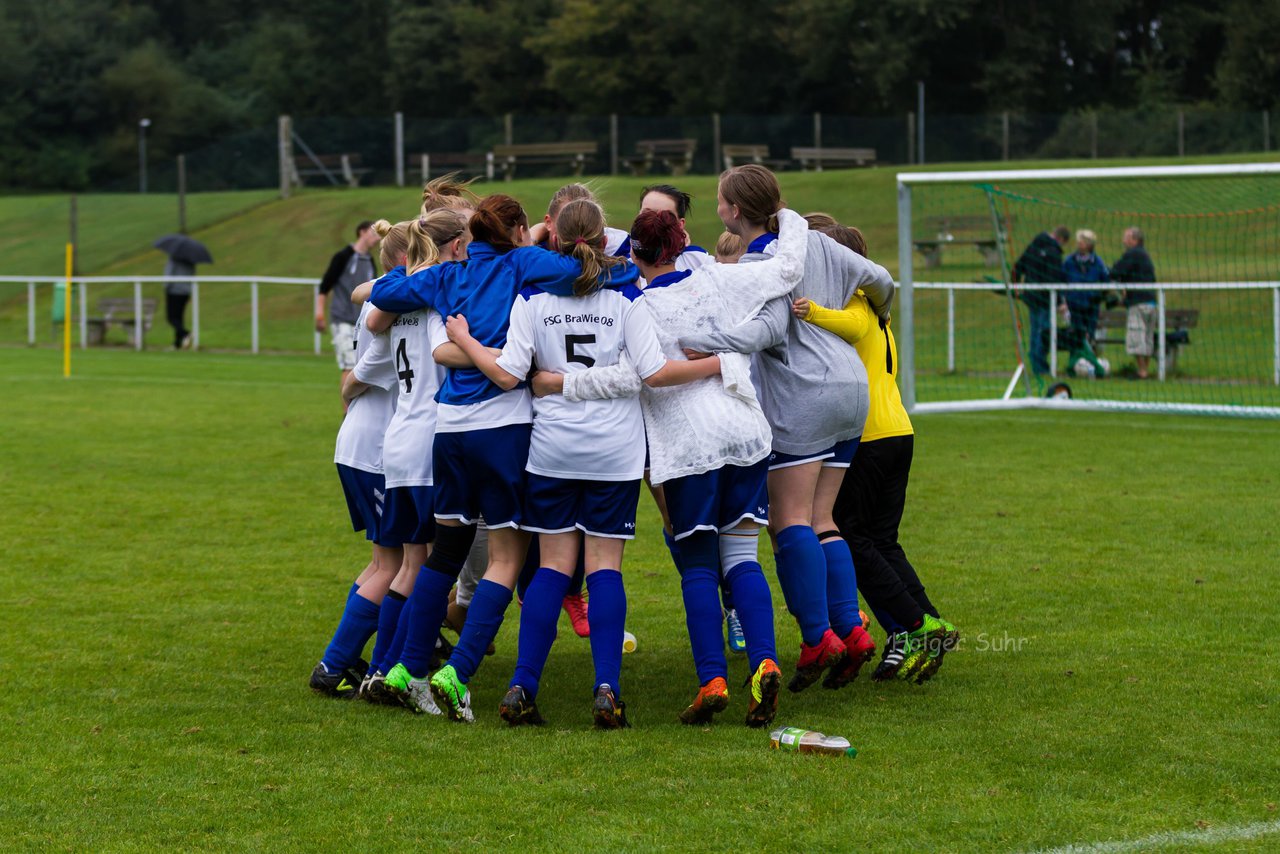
[897, 614, 948, 683]
[913, 619, 960, 684]
[429, 664, 474, 723]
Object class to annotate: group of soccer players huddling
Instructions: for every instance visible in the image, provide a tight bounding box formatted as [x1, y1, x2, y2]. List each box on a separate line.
[311, 165, 959, 729]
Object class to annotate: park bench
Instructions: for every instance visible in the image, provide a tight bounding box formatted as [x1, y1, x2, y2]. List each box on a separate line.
[86, 297, 157, 347]
[914, 215, 1009, 268]
[721, 143, 790, 171]
[412, 152, 492, 182]
[490, 142, 598, 181]
[291, 153, 370, 188]
[791, 146, 877, 171]
[1095, 307, 1200, 371]
[626, 139, 698, 176]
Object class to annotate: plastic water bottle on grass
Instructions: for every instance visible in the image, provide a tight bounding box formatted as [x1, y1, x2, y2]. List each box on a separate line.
[769, 726, 857, 759]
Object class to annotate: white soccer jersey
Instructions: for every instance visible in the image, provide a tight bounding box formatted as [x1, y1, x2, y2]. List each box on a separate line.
[382, 308, 448, 488]
[606, 225, 715, 274]
[334, 301, 398, 474]
[496, 283, 667, 481]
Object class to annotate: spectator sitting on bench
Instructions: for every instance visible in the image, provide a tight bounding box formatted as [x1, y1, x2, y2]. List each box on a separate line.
[1011, 225, 1069, 376]
[1110, 226, 1158, 379]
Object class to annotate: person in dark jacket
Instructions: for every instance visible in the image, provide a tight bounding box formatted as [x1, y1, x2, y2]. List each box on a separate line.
[1062, 228, 1109, 342]
[1011, 226, 1069, 375]
[316, 221, 380, 390]
[1110, 226, 1158, 378]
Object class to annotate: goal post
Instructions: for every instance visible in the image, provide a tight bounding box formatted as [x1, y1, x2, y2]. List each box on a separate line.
[895, 162, 1280, 419]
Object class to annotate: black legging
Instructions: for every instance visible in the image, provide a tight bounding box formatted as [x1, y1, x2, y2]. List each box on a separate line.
[166, 292, 190, 348]
[833, 434, 938, 632]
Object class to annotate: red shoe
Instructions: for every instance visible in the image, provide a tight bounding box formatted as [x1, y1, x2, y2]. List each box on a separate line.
[562, 592, 590, 638]
[679, 676, 730, 725]
[823, 625, 877, 689]
[787, 629, 847, 693]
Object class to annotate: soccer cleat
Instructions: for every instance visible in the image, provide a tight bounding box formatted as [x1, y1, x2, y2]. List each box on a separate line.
[897, 614, 949, 683]
[562, 593, 590, 638]
[309, 661, 361, 699]
[871, 632, 909, 682]
[859, 610, 872, 633]
[429, 664, 475, 723]
[404, 675, 444, 715]
[499, 685, 545, 727]
[745, 659, 782, 728]
[913, 619, 960, 684]
[725, 609, 746, 654]
[592, 684, 630, 729]
[359, 669, 399, 705]
[678, 677, 730, 725]
[823, 625, 877, 689]
[787, 629, 847, 693]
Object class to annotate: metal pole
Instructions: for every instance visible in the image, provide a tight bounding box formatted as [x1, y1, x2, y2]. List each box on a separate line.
[177, 154, 187, 233]
[394, 111, 405, 187]
[1157, 287, 1167, 381]
[610, 113, 619, 176]
[1264, 110, 1271, 152]
[1177, 109, 1185, 157]
[504, 113, 513, 146]
[314, 285, 322, 355]
[78, 282, 87, 349]
[1090, 112, 1099, 159]
[1273, 286, 1279, 386]
[191, 282, 200, 351]
[907, 113, 915, 165]
[134, 281, 143, 351]
[1049, 287, 1058, 377]
[278, 115, 292, 199]
[946, 287, 955, 372]
[896, 181, 915, 410]
[1002, 111, 1010, 161]
[916, 81, 925, 165]
[711, 113, 721, 172]
[252, 281, 260, 355]
[27, 282, 35, 345]
[813, 111, 822, 166]
[138, 118, 150, 193]
[69, 195, 78, 275]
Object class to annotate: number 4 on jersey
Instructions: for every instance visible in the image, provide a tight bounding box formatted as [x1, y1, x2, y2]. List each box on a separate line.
[396, 337, 414, 393]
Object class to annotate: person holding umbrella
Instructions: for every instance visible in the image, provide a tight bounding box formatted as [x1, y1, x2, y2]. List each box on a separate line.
[154, 234, 213, 350]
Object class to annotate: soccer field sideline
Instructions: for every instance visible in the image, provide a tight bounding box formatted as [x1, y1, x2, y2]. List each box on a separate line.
[2, 347, 1278, 850]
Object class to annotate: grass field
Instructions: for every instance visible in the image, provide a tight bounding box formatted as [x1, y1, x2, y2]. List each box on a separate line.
[2, 347, 1278, 851]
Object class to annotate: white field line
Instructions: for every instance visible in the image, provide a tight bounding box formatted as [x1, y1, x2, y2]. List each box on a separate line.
[1028, 818, 1280, 854]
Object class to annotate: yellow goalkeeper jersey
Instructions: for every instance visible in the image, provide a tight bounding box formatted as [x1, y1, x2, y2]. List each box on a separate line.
[803, 295, 913, 442]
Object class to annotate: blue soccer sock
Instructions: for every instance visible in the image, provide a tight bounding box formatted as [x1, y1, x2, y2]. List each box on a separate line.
[347, 582, 360, 605]
[821, 537, 860, 638]
[510, 568, 572, 698]
[369, 590, 407, 673]
[383, 597, 413, 670]
[725, 561, 776, 673]
[447, 579, 513, 683]
[677, 532, 727, 685]
[399, 567, 457, 678]
[586, 569, 626, 696]
[321, 592, 381, 673]
[773, 525, 829, 646]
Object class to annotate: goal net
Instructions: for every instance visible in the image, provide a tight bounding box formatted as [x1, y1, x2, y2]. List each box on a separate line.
[895, 163, 1280, 418]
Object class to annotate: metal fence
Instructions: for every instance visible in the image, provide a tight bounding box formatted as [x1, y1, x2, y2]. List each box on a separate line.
[110, 108, 1276, 194]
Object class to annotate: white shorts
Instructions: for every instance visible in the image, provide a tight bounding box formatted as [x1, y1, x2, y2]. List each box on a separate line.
[1125, 304, 1157, 357]
[331, 322, 358, 370]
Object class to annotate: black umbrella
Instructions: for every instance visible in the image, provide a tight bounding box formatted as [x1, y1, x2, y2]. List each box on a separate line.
[154, 234, 213, 265]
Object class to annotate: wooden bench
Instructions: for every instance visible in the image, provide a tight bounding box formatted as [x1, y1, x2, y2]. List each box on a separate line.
[490, 142, 598, 181]
[721, 143, 790, 171]
[626, 139, 697, 176]
[1096, 307, 1200, 371]
[791, 146, 876, 171]
[291, 153, 370, 188]
[86, 298, 157, 347]
[412, 152, 492, 182]
[913, 214, 1009, 268]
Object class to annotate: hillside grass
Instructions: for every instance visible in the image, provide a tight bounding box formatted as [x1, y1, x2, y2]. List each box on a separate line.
[0, 347, 1277, 851]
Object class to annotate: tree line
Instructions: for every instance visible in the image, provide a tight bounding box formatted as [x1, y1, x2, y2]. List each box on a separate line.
[2, 0, 1277, 190]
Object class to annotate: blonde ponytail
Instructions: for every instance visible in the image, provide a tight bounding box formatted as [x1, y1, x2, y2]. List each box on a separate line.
[555, 198, 623, 297]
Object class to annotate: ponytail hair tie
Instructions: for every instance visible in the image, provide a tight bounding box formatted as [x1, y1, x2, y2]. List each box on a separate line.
[575, 237, 586, 245]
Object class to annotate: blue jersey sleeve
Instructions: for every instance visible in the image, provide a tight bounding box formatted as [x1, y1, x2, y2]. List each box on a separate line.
[504, 246, 641, 297]
[370, 264, 444, 313]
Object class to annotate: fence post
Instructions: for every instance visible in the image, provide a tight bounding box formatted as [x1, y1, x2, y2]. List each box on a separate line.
[27, 281, 35, 345]
[69, 195, 78, 275]
[134, 281, 143, 351]
[1273, 286, 1279, 386]
[946, 287, 955, 372]
[1264, 110, 1271, 152]
[610, 113, 619, 176]
[252, 281, 260, 355]
[907, 113, 916, 165]
[177, 155, 187, 233]
[916, 81, 926, 164]
[191, 282, 200, 351]
[278, 115, 292, 199]
[896, 181, 915, 410]
[711, 113, 721, 173]
[1090, 112, 1098, 159]
[314, 284, 322, 356]
[1177, 109, 1185, 157]
[421, 153, 430, 182]
[78, 281, 87, 349]
[1002, 111, 1010, 161]
[1157, 287, 1167, 381]
[504, 113, 513, 146]
[1049, 287, 1058, 377]
[394, 111, 405, 187]
[813, 110, 822, 154]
